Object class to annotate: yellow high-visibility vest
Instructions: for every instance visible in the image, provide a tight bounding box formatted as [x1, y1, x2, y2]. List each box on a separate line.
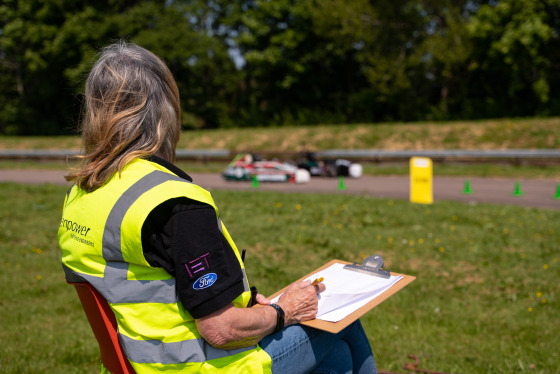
[58, 158, 272, 373]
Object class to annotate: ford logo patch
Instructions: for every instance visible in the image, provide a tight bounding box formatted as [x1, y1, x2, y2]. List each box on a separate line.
[193, 273, 217, 290]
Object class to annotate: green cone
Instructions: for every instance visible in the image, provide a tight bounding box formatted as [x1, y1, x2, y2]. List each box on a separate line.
[463, 180, 473, 195]
[512, 181, 523, 197]
[553, 184, 560, 199]
[251, 175, 259, 188]
[338, 176, 347, 190]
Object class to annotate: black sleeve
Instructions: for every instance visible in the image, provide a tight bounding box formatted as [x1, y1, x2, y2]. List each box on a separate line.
[141, 198, 245, 319]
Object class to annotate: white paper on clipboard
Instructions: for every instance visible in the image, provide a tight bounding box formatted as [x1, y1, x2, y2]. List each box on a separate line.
[271, 262, 403, 323]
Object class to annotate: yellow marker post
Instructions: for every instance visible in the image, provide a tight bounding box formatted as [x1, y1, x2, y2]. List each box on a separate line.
[410, 157, 433, 204]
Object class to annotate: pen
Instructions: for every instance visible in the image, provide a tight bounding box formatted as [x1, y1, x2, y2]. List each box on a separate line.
[311, 277, 324, 286]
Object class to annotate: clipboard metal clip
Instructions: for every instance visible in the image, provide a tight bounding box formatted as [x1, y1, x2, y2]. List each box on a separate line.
[343, 255, 391, 278]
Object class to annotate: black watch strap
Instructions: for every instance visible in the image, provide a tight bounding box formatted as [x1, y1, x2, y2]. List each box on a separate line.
[269, 303, 285, 333]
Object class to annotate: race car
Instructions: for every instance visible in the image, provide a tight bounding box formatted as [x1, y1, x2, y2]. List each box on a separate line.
[297, 152, 363, 178]
[222, 153, 311, 183]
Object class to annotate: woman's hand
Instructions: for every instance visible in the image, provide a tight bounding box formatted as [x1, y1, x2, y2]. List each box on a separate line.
[275, 280, 326, 325]
[196, 281, 325, 349]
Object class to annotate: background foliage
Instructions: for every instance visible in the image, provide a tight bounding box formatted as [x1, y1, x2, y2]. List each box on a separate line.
[1, 0, 560, 135]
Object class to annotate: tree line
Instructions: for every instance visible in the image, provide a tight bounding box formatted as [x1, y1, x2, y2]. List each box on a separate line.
[1, 0, 559, 135]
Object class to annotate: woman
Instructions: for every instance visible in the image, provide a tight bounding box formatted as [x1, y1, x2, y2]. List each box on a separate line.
[58, 40, 376, 374]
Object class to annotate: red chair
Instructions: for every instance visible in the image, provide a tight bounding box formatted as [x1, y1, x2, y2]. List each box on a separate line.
[69, 281, 137, 374]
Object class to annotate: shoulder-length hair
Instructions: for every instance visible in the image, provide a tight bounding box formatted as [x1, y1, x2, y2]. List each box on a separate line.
[66, 41, 181, 192]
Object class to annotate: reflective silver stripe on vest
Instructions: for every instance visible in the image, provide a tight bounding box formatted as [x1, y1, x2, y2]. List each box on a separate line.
[242, 269, 249, 292]
[120, 335, 257, 364]
[94, 171, 187, 304]
[103, 171, 186, 262]
[71, 169, 253, 363]
[217, 217, 223, 233]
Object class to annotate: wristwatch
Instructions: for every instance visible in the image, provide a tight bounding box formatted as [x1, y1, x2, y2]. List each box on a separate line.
[269, 303, 285, 333]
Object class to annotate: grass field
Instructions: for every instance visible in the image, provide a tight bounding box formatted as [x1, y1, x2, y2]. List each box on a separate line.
[0, 182, 558, 373]
[1, 117, 560, 152]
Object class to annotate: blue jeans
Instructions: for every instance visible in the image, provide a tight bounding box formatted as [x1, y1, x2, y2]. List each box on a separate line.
[259, 320, 376, 374]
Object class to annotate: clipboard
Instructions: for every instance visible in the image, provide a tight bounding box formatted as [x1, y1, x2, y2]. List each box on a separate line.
[267, 258, 415, 334]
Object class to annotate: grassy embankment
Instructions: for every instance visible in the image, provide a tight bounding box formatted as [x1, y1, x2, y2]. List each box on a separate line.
[0, 183, 558, 373]
[1, 117, 560, 178]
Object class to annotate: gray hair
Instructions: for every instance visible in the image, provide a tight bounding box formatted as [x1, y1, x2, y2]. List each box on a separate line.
[66, 41, 181, 192]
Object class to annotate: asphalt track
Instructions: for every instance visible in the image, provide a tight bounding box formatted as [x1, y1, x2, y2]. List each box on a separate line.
[2, 169, 560, 211]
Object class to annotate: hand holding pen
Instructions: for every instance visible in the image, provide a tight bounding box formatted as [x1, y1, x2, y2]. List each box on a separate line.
[275, 279, 326, 325]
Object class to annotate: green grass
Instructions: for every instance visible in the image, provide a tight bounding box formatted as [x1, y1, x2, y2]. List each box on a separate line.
[1, 184, 558, 373]
[1, 117, 560, 152]
[0, 183, 100, 373]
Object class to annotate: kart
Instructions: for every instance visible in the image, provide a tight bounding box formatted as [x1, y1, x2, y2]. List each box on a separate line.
[296, 152, 363, 178]
[222, 153, 311, 183]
